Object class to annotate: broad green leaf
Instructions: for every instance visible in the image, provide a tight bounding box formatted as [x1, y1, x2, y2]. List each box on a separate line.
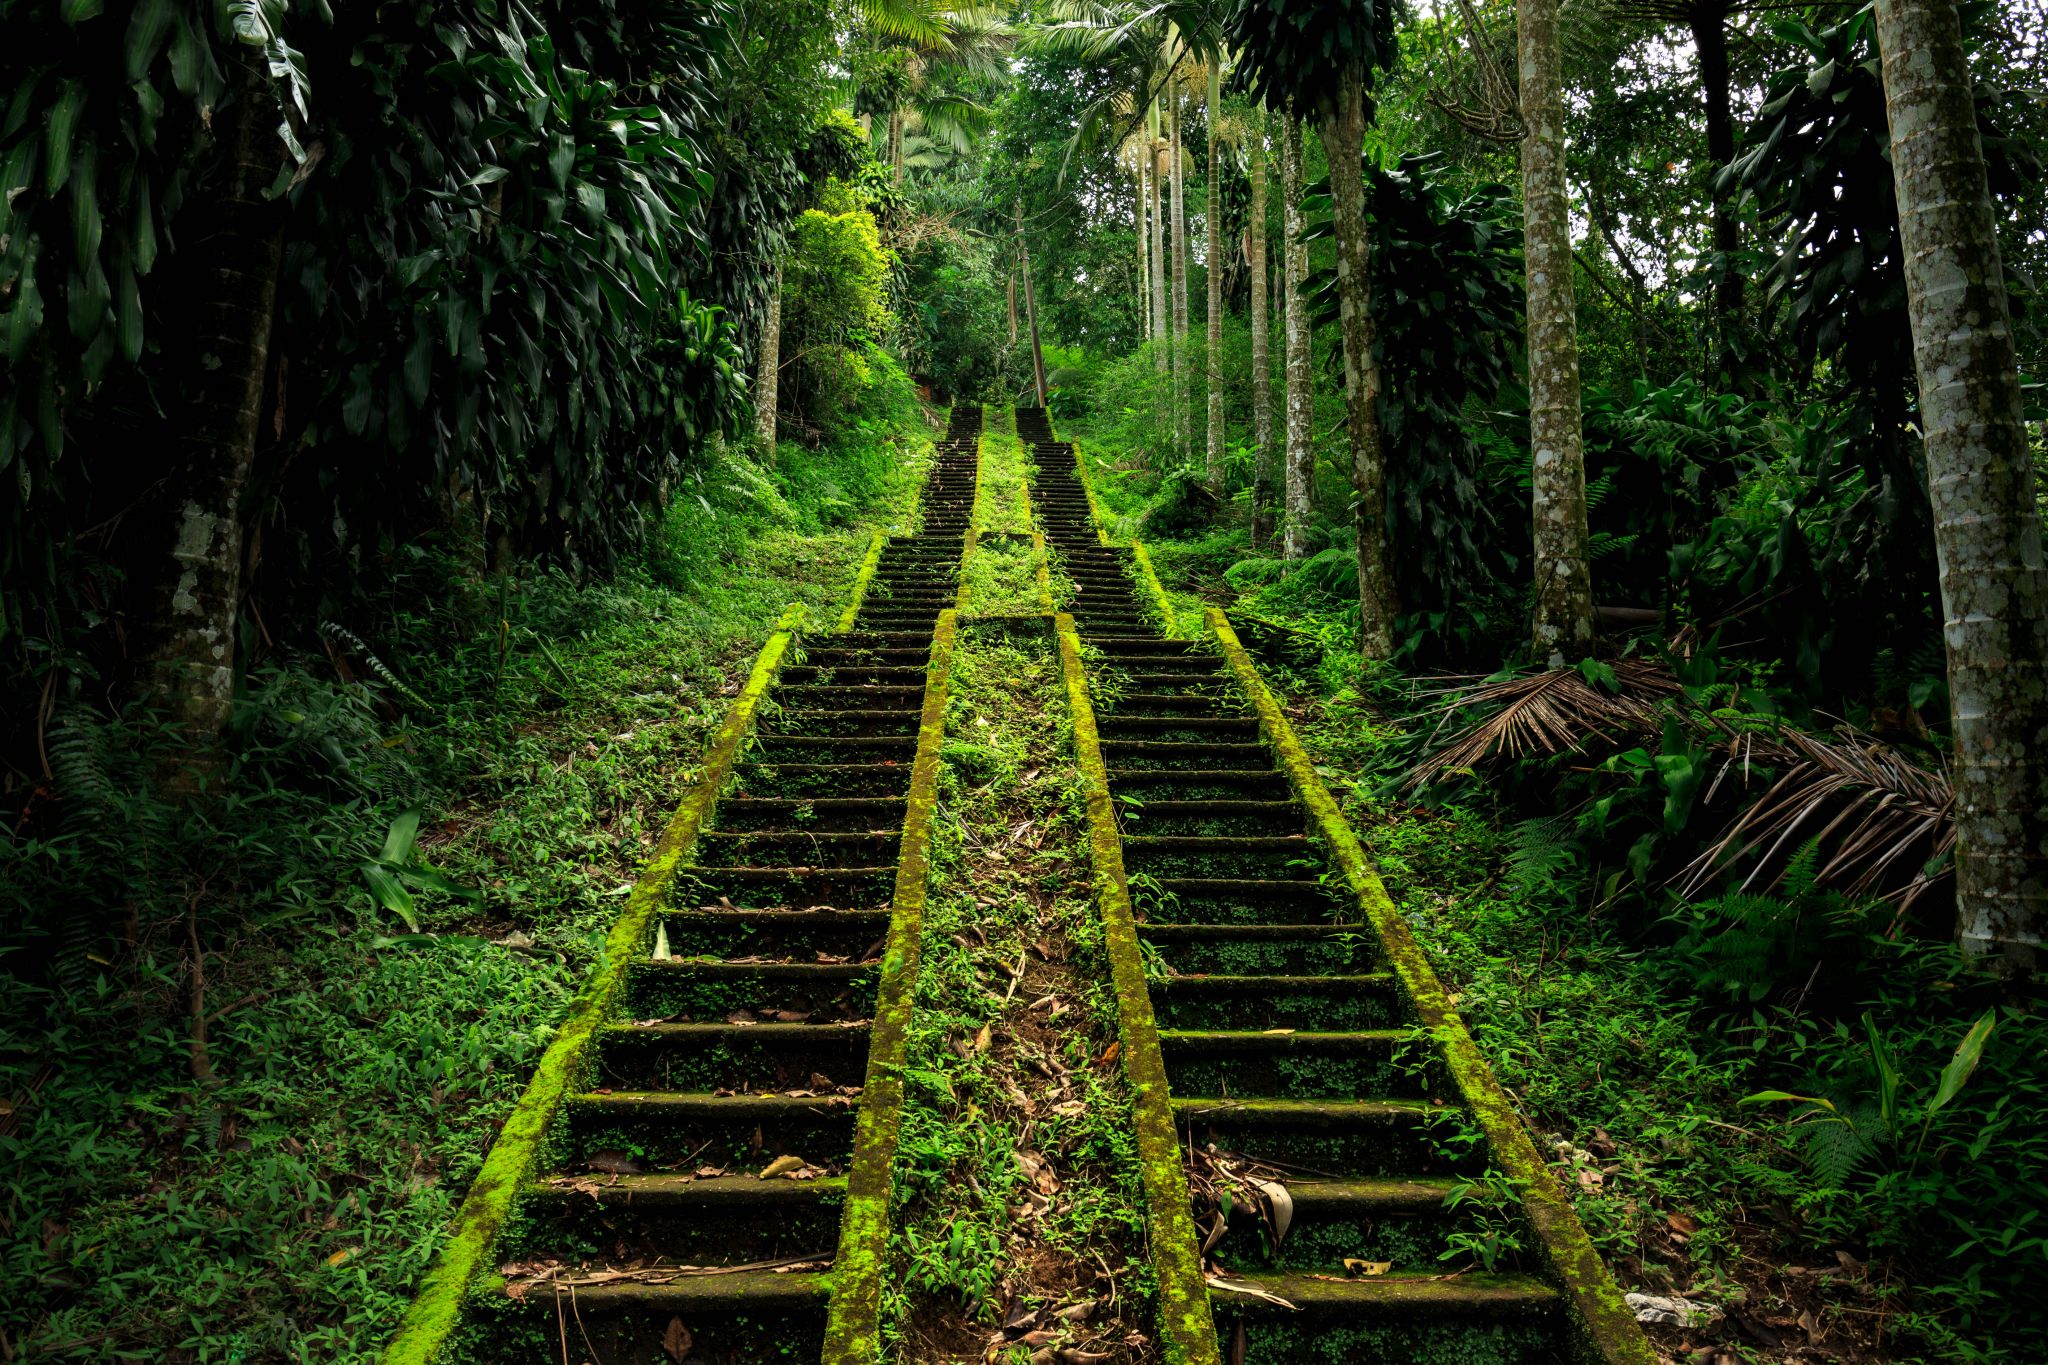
[1865, 1012, 1900, 1128]
[361, 862, 419, 931]
[379, 810, 422, 865]
[1927, 1010, 1997, 1117]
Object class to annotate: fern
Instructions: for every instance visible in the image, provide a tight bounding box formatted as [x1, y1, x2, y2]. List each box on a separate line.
[1506, 816, 1581, 898]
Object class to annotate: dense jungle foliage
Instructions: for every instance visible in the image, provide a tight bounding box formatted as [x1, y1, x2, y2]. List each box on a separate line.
[2, 0, 2045, 1360]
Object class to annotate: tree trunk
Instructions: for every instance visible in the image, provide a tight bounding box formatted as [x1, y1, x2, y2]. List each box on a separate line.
[1250, 107, 1274, 546]
[1519, 0, 1596, 663]
[1150, 107, 1169, 376]
[143, 49, 288, 776]
[1205, 64, 1225, 490]
[1317, 79, 1395, 658]
[1281, 109, 1314, 561]
[754, 262, 782, 453]
[1692, 4, 1742, 375]
[889, 108, 905, 185]
[1875, 0, 2048, 970]
[1134, 165, 1150, 346]
[1170, 91, 1190, 460]
[1017, 202, 1049, 407]
[1008, 268, 1019, 346]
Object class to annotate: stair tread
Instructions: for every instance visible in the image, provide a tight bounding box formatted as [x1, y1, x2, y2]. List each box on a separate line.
[1208, 1269, 1558, 1315]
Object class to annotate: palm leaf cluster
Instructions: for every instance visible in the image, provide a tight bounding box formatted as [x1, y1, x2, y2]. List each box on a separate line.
[1409, 661, 1954, 907]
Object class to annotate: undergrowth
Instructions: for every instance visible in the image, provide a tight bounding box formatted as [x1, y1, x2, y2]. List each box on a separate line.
[0, 403, 933, 1362]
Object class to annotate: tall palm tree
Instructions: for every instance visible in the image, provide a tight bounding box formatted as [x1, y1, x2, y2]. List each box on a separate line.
[1204, 60, 1227, 489]
[1247, 104, 1274, 543]
[1279, 105, 1314, 560]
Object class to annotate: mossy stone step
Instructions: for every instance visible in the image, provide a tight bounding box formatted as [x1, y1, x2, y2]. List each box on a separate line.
[1100, 740, 1271, 769]
[524, 1171, 849, 1208]
[695, 830, 900, 867]
[596, 1021, 871, 1091]
[713, 797, 906, 830]
[750, 734, 917, 760]
[489, 1267, 831, 1312]
[561, 1091, 859, 1169]
[781, 664, 926, 683]
[676, 864, 896, 909]
[1210, 1270, 1559, 1320]
[655, 907, 888, 959]
[732, 762, 911, 797]
[757, 708, 919, 738]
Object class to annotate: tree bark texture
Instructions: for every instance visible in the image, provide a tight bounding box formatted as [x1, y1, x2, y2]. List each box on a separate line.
[1008, 267, 1019, 346]
[144, 49, 287, 772]
[1134, 166, 1150, 344]
[1875, 0, 2048, 968]
[1170, 93, 1190, 458]
[1017, 203, 1049, 407]
[1205, 65, 1226, 489]
[1150, 114, 1169, 375]
[1250, 110, 1274, 546]
[889, 108, 906, 185]
[1519, 0, 1596, 663]
[755, 263, 782, 451]
[1318, 79, 1396, 659]
[1281, 110, 1314, 561]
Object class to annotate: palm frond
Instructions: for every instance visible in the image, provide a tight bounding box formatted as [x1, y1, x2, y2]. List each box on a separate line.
[1676, 725, 1954, 908]
[1406, 661, 1682, 787]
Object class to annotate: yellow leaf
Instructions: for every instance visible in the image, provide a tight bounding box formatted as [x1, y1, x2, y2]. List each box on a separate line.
[325, 1247, 357, 1268]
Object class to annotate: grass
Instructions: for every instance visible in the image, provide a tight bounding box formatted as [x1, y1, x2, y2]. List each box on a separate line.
[882, 622, 1157, 1364]
[0, 402, 935, 1363]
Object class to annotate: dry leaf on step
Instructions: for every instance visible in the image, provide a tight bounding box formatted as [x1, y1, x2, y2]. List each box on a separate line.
[758, 1154, 806, 1180]
[662, 1316, 694, 1362]
[1259, 1181, 1293, 1249]
[1344, 1259, 1391, 1276]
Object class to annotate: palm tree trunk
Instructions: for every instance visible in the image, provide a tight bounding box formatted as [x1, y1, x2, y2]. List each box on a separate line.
[1281, 108, 1313, 561]
[1875, 0, 2048, 970]
[1205, 64, 1225, 490]
[1250, 108, 1274, 547]
[754, 262, 782, 454]
[1317, 79, 1395, 659]
[1135, 164, 1149, 345]
[1151, 138, 1169, 369]
[144, 48, 287, 777]
[1017, 202, 1049, 407]
[1519, 0, 1595, 662]
[1170, 91, 1190, 460]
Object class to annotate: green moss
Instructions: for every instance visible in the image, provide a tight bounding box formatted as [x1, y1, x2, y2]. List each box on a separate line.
[379, 605, 809, 1365]
[1054, 613, 1223, 1365]
[835, 531, 890, 632]
[1216, 1317, 1564, 1365]
[1200, 608, 1655, 1365]
[819, 608, 960, 1365]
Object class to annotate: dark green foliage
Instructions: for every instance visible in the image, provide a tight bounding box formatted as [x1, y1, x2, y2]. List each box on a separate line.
[1222, 0, 1399, 114]
[1300, 155, 1522, 651]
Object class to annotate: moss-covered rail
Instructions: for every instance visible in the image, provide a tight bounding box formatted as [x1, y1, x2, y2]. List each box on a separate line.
[1022, 407, 1655, 1365]
[381, 407, 983, 1364]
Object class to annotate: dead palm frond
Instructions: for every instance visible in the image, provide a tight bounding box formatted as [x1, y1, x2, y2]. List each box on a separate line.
[1676, 724, 1954, 909]
[1405, 660, 1682, 788]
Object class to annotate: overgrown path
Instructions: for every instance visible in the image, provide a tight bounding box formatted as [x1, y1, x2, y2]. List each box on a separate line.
[381, 409, 981, 1363]
[382, 405, 1655, 1365]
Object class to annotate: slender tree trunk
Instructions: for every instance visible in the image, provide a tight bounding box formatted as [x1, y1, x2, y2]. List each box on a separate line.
[144, 49, 287, 775]
[754, 262, 782, 453]
[1281, 109, 1314, 561]
[1008, 269, 1019, 346]
[1017, 202, 1049, 407]
[1205, 64, 1225, 489]
[1151, 139, 1169, 368]
[1875, 0, 2048, 970]
[1170, 91, 1190, 460]
[1692, 6, 1742, 376]
[1519, 0, 1596, 662]
[1135, 165, 1150, 346]
[1317, 79, 1395, 658]
[889, 108, 905, 185]
[1250, 108, 1274, 546]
